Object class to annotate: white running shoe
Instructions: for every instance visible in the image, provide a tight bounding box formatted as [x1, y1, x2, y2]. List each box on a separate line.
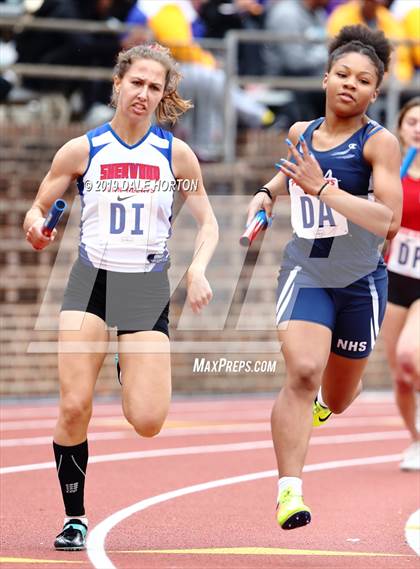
[400, 441, 420, 471]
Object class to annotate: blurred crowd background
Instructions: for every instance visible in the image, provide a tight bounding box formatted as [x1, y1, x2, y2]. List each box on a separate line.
[0, 0, 418, 397]
[1, 0, 419, 160]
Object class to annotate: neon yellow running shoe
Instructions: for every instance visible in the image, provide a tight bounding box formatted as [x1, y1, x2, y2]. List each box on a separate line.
[276, 487, 311, 530]
[313, 397, 332, 427]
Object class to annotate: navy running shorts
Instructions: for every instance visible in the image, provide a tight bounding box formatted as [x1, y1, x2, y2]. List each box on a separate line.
[275, 264, 387, 359]
[62, 257, 170, 336]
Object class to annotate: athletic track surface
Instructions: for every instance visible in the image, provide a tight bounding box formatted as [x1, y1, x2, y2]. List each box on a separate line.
[1, 393, 419, 569]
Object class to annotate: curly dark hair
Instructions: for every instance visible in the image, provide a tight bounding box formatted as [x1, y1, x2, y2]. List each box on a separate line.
[328, 25, 393, 86]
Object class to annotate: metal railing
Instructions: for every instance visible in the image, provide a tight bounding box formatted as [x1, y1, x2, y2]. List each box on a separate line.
[0, 15, 224, 49]
[223, 29, 420, 162]
[1, 17, 419, 161]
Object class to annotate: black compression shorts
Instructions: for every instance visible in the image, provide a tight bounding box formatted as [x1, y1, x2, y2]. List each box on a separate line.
[387, 271, 420, 309]
[61, 258, 170, 336]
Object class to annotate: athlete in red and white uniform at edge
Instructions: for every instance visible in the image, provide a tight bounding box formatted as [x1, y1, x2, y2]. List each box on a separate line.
[382, 97, 420, 471]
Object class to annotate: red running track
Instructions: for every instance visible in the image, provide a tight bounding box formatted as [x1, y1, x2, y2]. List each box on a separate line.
[1, 393, 419, 569]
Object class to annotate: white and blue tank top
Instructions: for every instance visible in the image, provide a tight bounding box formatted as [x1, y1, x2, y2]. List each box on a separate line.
[77, 123, 175, 272]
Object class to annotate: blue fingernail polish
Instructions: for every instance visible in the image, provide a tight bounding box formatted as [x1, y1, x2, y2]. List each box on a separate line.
[299, 134, 305, 143]
[275, 163, 282, 169]
[285, 138, 292, 146]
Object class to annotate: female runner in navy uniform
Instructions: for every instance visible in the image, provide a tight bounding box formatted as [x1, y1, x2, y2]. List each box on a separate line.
[24, 43, 218, 550]
[247, 25, 402, 530]
[382, 97, 420, 471]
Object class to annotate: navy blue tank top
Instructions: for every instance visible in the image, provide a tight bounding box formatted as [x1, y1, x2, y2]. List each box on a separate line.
[283, 117, 386, 287]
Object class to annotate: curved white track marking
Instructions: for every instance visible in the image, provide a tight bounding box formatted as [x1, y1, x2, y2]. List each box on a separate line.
[405, 509, 420, 556]
[87, 454, 401, 569]
[0, 431, 406, 475]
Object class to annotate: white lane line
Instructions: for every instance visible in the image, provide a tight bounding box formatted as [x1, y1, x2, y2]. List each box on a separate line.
[0, 416, 268, 430]
[0, 392, 394, 416]
[0, 431, 406, 475]
[0, 431, 132, 447]
[0, 404, 271, 420]
[0, 423, 276, 447]
[405, 509, 420, 556]
[0, 418, 404, 448]
[87, 453, 402, 569]
[0, 410, 273, 426]
[0, 414, 402, 433]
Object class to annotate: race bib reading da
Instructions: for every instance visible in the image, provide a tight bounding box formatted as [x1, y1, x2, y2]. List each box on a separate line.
[289, 175, 348, 239]
[98, 184, 158, 247]
[387, 228, 420, 279]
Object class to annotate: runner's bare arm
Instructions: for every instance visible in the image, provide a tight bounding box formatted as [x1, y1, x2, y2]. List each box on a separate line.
[23, 137, 89, 250]
[24, 136, 89, 231]
[172, 137, 219, 275]
[172, 137, 219, 313]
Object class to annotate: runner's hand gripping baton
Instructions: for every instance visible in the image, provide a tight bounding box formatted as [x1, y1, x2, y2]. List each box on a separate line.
[41, 199, 67, 237]
[400, 147, 417, 178]
[240, 210, 270, 247]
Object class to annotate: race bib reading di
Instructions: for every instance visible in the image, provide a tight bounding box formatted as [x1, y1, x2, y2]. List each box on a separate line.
[289, 174, 348, 239]
[98, 185, 158, 247]
[387, 228, 420, 279]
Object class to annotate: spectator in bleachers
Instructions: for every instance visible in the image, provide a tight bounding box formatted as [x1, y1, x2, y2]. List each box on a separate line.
[264, 0, 329, 123]
[0, 76, 12, 101]
[0, 17, 17, 101]
[389, 0, 412, 20]
[15, 0, 84, 95]
[325, 0, 350, 14]
[125, 1, 216, 67]
[197, 0, 267, 75]
[391, 1, 420, 75]
[327, 0, 414, 83]
[14, 0, 138, 117]
[124, 0, 274, 160]
[72, 0, 134, 116]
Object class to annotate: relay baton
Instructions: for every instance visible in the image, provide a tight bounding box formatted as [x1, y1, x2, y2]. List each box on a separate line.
[400, 146, 417, 178]
[400, 147, 417, 178]
[240, 210, 270, 247]
[41, 199, 67, 237]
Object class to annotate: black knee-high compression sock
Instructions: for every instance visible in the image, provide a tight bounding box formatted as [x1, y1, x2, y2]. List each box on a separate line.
[53, 440, 88, 516]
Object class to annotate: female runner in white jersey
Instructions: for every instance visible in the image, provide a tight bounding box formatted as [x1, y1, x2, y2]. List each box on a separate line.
[246, 25, 402, 530]
[24, 43, 218, 550]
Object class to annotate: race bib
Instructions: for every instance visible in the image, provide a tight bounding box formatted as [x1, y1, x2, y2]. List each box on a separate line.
[98, 186, 158, 247]
[387, 228, 420, 279]
[289, 177, 348, 239]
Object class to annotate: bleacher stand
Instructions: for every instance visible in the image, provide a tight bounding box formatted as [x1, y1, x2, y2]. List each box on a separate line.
[197, 0, 268, 76]
[16, 0, 128, 116]
[390, 0, 420, 78]
[327, 0, 414, 83]
[264, 0, 329, 124]
[124, 0, 274, 161]
[0, 0, 413, 397]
